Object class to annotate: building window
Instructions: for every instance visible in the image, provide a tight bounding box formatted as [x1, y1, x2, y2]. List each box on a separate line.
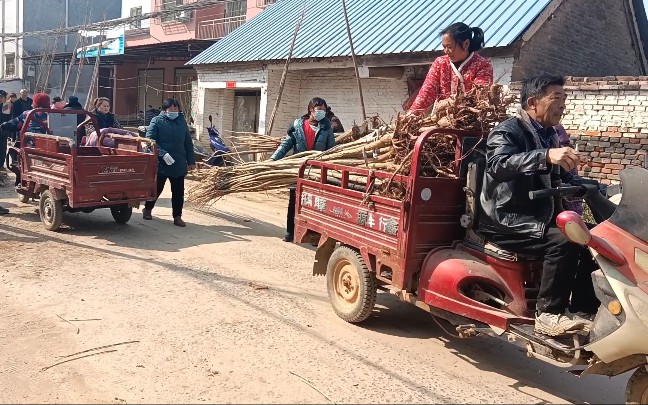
[161, 0, 191, 23]
[225, 0, 246, 17]
[5, 53, 15, 77]
[129, 7, 142, 29]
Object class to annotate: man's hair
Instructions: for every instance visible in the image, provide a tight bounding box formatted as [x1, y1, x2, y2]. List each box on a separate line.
[520, 75, 565, 110]
[162, 98, 181, 111]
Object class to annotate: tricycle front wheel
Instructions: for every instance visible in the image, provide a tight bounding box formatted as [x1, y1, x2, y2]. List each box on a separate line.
[626, 366, 648, 404]
[110, 205, 133, 224]
[39, 190, 63, 231]
[326, 246, 377, 323]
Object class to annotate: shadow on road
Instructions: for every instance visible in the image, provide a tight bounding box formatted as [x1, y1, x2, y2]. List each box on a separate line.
[360, 293, 626, 404]
[0, 215, 627, 404]
[4, 199, 287, 252]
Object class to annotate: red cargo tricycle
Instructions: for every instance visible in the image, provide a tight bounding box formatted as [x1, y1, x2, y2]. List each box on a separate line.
[295, 128, 648, 403]
[10, 109, 158, 231]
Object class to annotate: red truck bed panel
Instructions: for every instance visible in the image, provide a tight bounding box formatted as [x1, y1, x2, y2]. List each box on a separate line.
[295, 129, 484, 291]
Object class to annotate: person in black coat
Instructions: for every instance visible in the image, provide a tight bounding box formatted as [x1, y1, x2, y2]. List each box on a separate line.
[11, 89, 32, 119]
[91, 97, 120, 129]
[63, 96, 88, 138]
[478, 74, 597, 337]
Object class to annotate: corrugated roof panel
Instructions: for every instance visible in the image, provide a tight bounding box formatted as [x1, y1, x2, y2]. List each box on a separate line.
[188, 0, 552, 65]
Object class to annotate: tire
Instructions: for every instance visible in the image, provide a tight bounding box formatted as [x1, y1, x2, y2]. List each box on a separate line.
[17, 193, 30, 204]
[39, 190, 63, 231]
[626, 366, 648, 404]
[110, 205, 133, 224]
[326, 246, 377, 323]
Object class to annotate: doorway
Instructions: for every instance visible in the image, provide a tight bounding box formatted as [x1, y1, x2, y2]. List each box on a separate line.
[138, 68, 164, 113]
[233, 90, 261, 133]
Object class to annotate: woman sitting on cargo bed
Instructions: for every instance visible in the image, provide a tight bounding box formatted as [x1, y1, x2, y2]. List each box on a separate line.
[408, 22, 493, 114]
[271, 97, 336, 242]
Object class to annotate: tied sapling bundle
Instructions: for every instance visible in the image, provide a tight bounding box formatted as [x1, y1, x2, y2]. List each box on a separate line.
[188, 84, 516, 205]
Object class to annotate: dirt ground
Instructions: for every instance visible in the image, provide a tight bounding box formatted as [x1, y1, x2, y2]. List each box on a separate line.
[0, 175, 629, 404]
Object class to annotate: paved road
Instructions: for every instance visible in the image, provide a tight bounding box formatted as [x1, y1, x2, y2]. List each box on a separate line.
[0, 183, 628, 403]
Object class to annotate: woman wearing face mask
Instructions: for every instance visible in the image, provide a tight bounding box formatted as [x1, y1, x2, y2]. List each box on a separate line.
[143, 98, 196, 227]
[271, 97, 336, 242]
[92, 97, 120, 129]
[409, 22, 493, 114]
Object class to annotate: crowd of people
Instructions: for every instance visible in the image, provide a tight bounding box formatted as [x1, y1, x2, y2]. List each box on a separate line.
[0, 21, 601, 337]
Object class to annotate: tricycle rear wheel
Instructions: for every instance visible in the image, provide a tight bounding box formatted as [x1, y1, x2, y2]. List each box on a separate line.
[326, 246, 377, 323]
[39, 190, 63, 231]
[110, 205, 133, 224]
[626, 366, 648, 404]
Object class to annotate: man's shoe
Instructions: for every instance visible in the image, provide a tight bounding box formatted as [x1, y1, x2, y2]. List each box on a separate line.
[0, 206, 8, 215]
[282, 234, 294, 242]
[142, 208, 152, 220]
[534, 312, 586, 337]
[566, 311, 595, 332]
[173, 216, 186, 227]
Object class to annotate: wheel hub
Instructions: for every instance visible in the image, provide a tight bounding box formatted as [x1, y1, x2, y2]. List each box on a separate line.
[43, 201, 53, 220]
[333, 260, 359, 306]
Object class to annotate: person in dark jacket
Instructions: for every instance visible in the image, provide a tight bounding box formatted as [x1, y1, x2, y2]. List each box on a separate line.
[0, 93, 51, 199]
[143, 98, 196, 227]
[478, 74, 598, 337]
[0, 91, 10, 171]
[63, 95, 86, 123]
[11, 89, 32, 119]
[91, 97, 120, 129]
[271, 97, 336, 242]
[326, 107, 345, 133]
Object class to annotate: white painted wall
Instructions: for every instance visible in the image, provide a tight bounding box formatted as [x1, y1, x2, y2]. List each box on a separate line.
[194, 64, 268, 140]
[194, 55, 515, 145]
[491, 57, 514, 84]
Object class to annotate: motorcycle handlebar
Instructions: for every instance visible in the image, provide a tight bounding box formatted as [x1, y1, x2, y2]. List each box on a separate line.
[528, 185, 585, 200]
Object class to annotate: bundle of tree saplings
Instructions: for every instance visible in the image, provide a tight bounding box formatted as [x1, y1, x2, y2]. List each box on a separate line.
[188, 84, 515, 205]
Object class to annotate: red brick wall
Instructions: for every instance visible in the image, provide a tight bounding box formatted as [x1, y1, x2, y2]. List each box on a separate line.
[510, 76, 648, 184]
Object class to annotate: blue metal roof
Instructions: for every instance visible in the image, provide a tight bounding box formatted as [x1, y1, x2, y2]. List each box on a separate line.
[188, 0, 552, 65]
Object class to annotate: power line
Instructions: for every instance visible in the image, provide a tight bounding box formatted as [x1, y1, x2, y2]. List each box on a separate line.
[0, 0, 243, 38]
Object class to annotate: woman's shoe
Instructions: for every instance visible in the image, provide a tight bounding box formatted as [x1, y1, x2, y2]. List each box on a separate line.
[142, 208, 152, 220]
[174, 216, 186, 227]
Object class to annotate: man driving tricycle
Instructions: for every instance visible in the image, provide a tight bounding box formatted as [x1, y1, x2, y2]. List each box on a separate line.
[478, 75, 598, 337]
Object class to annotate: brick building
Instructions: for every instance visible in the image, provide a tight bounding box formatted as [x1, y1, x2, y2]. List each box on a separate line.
[187, 0, 646, 143]
[536, 76, 647, 184]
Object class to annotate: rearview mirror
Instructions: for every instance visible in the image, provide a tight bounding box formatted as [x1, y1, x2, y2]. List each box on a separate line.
[556, 211, 591, 245]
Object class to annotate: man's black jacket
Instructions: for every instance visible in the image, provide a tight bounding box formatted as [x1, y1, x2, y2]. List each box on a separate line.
[479, 109, 572, 239]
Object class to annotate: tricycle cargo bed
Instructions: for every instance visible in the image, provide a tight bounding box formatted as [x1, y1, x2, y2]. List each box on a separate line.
[296, 129, 484, 290]
[19, 126, 157, 208]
